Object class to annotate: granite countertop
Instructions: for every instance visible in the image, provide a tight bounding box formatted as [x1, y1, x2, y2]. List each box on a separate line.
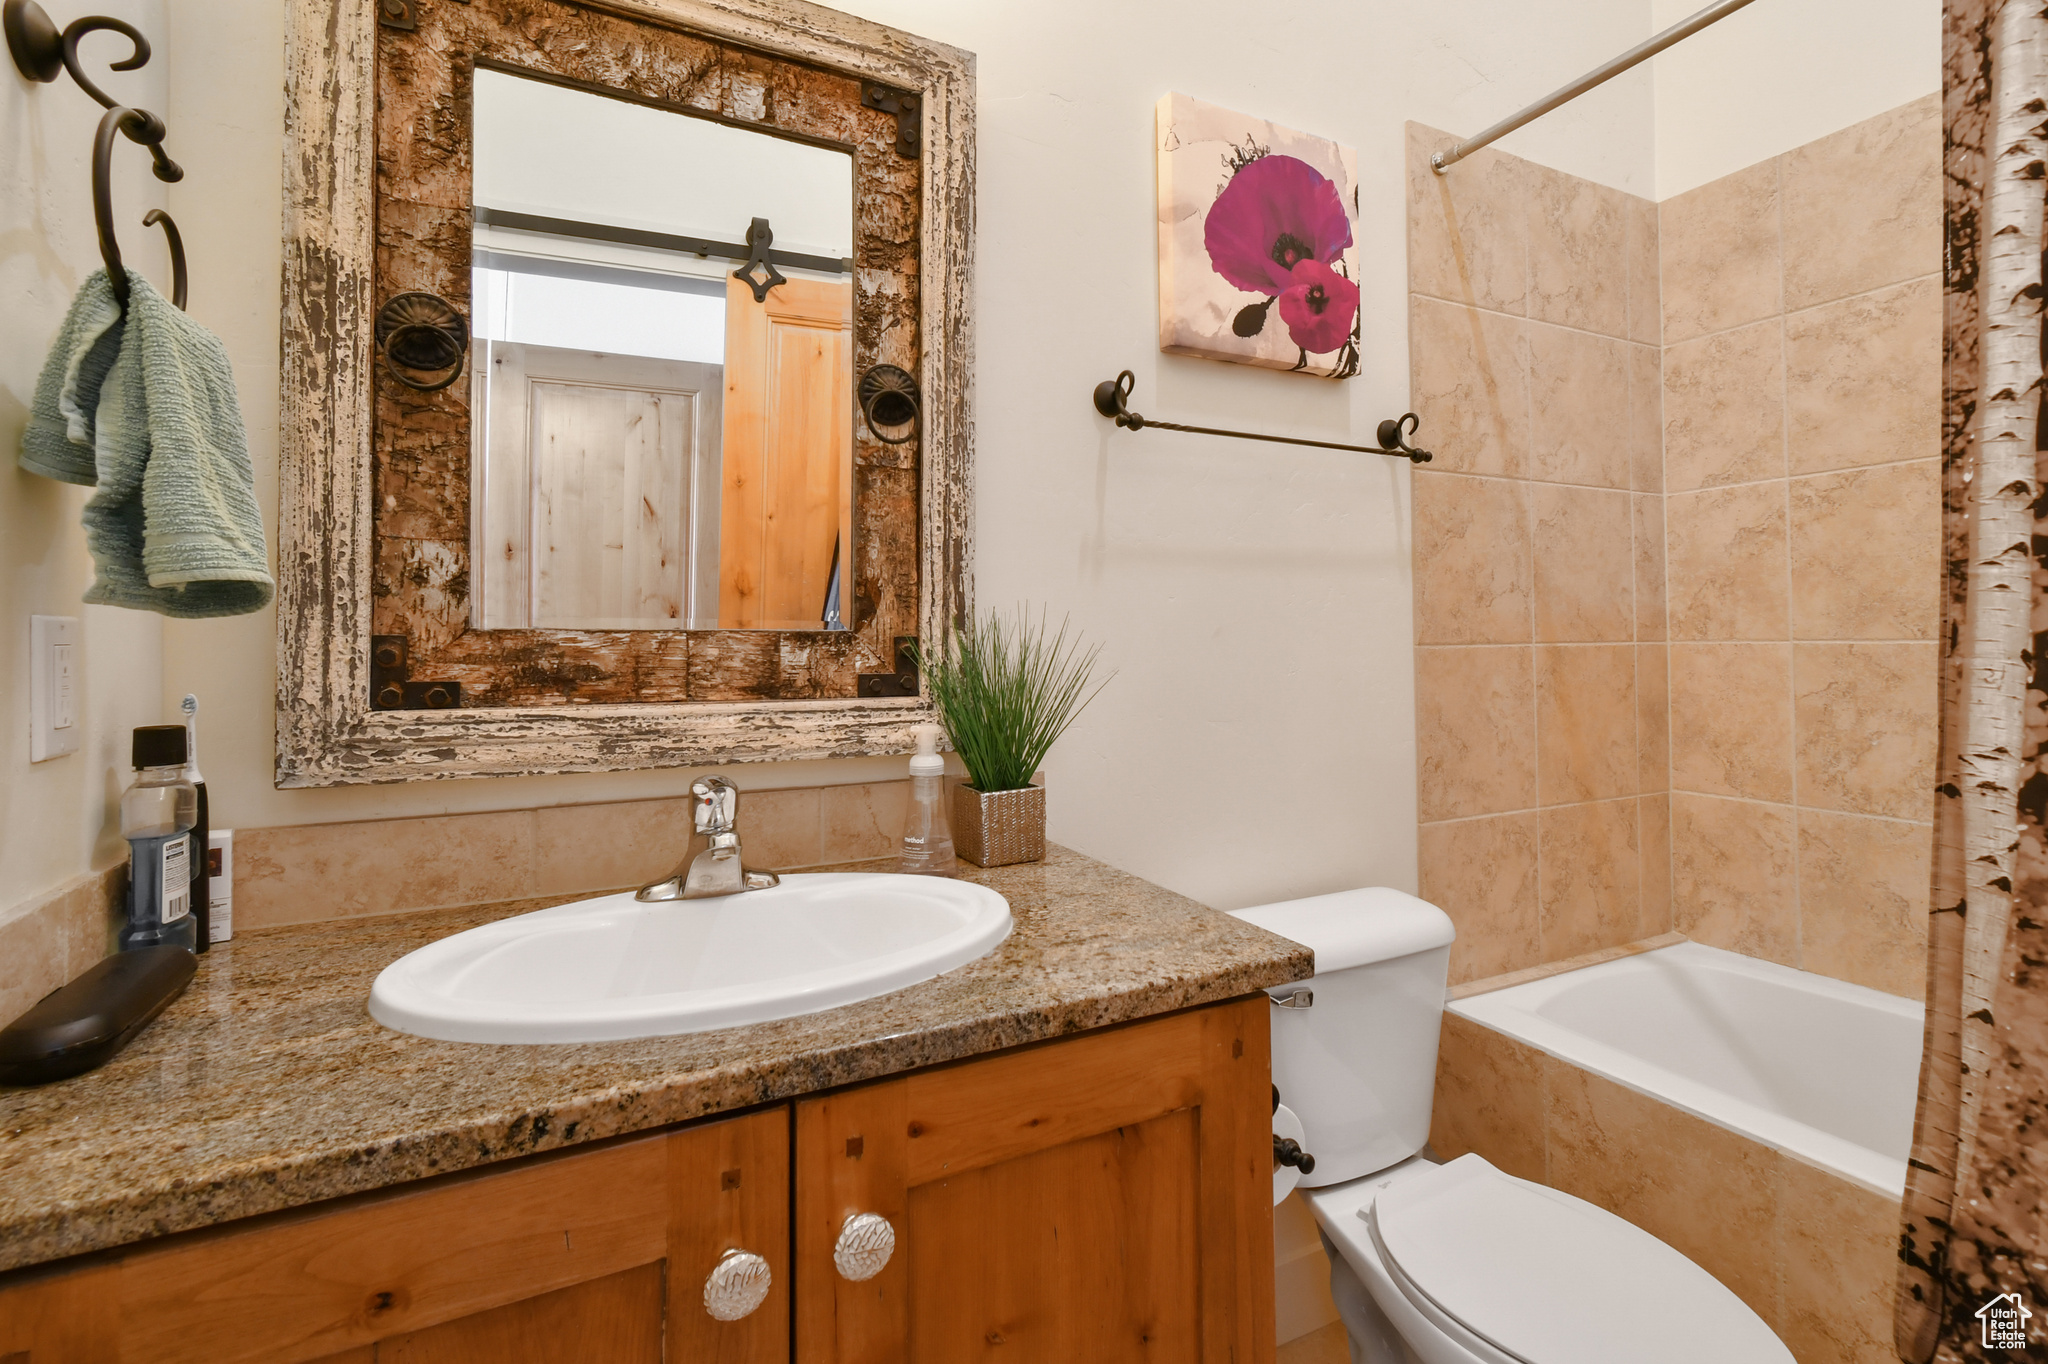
[0, 845, 1311, 1274]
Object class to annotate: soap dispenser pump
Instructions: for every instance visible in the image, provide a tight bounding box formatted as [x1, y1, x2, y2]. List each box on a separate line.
[898, 722, 957, 877]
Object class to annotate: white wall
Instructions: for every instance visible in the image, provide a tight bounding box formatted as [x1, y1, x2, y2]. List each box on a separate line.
[146, 0, 1667, 916]
[1, 0, 170, 915]
[1650, 0, 1941, 199]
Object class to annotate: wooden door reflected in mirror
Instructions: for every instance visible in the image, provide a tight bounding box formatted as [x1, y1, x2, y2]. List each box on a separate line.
[468, 67, 855, 634]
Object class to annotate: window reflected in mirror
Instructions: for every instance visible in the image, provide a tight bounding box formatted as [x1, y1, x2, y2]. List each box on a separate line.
[468, 68, 855, 632]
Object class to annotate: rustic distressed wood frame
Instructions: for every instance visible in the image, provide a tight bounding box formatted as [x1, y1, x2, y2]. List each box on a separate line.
[278, 0, 973, 786]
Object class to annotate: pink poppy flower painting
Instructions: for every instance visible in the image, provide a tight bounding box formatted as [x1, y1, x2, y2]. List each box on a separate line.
[1156, 93, 1361, 378]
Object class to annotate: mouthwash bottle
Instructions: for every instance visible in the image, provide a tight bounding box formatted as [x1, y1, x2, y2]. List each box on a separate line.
[120, 724, 199, 953]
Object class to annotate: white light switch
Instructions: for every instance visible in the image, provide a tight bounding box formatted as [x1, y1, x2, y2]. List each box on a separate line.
[31, 615, 80, 762]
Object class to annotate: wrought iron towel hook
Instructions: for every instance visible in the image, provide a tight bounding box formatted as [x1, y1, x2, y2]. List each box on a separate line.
[1091, 371, 1433, 463]
[7, 0, 187, 310]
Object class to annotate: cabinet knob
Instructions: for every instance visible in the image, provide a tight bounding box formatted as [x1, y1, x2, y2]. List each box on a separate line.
[703, 1248, 772, 1321]
[833, 1212, 896, 1281]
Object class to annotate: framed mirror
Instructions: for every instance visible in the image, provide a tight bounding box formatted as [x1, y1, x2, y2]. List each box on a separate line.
[276, 0, 973, 785]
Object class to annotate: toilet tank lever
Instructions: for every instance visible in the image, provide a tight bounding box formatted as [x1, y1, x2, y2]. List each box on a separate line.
[1269, 988, 1313, 1009]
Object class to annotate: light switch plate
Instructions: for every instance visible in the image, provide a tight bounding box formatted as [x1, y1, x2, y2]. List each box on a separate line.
[31, 615, 79, 762]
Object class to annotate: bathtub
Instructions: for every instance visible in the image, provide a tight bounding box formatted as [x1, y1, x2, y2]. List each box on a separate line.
[1448, 941, 1924, 1197]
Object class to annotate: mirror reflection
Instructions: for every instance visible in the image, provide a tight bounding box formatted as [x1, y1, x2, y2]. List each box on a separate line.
[468, 68, 855, 632]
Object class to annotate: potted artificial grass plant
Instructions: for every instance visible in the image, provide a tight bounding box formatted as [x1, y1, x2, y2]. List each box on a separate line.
[920, 608, 1111, 867]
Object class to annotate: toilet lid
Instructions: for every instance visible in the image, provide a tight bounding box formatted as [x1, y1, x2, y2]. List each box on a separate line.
[1366, 1155, 1791, 1364]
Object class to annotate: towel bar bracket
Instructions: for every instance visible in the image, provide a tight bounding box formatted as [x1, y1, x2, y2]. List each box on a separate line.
[7, 0, 189, 311]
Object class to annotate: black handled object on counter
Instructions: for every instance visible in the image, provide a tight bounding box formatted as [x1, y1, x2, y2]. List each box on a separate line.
[0, 946, 194, 1086]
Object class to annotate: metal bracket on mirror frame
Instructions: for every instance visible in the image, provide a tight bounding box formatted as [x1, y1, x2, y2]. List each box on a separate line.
[376, 292, 469, 392]
[860, 82, 921, 159]
[370, 635, 463, 711]
[858, 364, 921, 445]
[732, 217, 788, 303]
[375, 0, 416, 30]
[857, 636, 920, 698]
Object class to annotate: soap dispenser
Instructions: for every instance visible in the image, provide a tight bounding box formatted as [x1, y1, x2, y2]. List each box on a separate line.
[898, 722, 957, 876]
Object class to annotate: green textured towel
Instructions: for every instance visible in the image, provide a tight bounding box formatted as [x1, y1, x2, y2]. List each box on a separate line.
[18, 269, 273, 618]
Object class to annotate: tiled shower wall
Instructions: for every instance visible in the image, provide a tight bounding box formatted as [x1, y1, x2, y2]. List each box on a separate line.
[1407, 123, 1670, 988]
[1658, 97, 1940, 1000]
[1409, 96, 1941, 999]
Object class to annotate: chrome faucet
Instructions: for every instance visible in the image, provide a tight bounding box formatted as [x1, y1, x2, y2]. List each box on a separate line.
[636, 777, 783, 901]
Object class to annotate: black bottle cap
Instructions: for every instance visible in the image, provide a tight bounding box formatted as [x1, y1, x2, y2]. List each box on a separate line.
[132, 724, 188, 769]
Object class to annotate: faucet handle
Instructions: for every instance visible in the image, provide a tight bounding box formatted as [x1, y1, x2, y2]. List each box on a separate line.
[692, 776, 737, 834]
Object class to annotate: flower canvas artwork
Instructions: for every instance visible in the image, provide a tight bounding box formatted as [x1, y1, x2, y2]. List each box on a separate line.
[1155, 93, 1361, 378]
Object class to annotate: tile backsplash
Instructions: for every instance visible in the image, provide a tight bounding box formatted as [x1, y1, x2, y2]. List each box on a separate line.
[233, 780, 916, 930]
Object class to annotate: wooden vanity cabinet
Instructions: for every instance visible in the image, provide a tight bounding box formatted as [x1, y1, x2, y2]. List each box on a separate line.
[0, 999, 1273, 1363]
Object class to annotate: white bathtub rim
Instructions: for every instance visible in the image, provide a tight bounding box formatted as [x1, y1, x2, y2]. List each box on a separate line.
[1447, 942, 1916, 1199]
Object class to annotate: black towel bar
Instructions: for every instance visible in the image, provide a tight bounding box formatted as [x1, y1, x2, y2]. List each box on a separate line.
[1092, 371, 1432, 463]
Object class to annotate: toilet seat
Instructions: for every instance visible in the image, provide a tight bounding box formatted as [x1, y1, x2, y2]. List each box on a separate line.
[1356, 1155, 1790, 1364]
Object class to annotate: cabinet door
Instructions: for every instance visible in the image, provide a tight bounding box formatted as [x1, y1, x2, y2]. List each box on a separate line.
[0, 1107, 790, 1364]
[794, 999, 1274, 1363]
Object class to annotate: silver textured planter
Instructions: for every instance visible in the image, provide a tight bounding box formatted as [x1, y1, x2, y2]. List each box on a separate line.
[953, 782, 1045, 868]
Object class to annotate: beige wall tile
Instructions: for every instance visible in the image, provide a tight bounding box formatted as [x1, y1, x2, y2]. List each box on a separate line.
[1782, 95, 1941, 309]
[820, 781, 911, 863]
[1410, 296, 1530, 479]
[533, 796, 695, 897]
[1659, 158, 1782, 344]
[1528, 164, 1628, 337]
[1539, 799, 1641, 961]
[1407, 123, 1529, 315]
[1663, 320, 1787, 492]
[1785, 277, 1941, 475]
[1536, 645, 1638, 804]
[1546, 1062, 1782, 1322]
[1670, 644, 1794, 802]
[1633, 493, 1666, 641]
[1416, 647, 1537, 821]
[237, 811, 539, 929]
[1794, 642, 1938, 820]
[1789, 460, 1940, 640]
[1533, 486, 1634, 642]
[1638, 793, 1672, 937]
[0, 883, 71, 1027]
[530, 786, 825, 895]
[1666, 482, 1789, 641]
[1430, 1014, 1548, 1182]
[1776, 1157, 1905, 1364]
[1528, 324, 1632, 488]
[1419, 813, 1541, 983]
[1637, 643, 1669, 794]
[1671, 793, 1798, 963]
[1797, 811, 1932, 1000]
[1413, 472, 1533, 645]
[733, 786, 827, 870]
[1624, 193, 1660, 346]
[1628, 344, 1663, 493]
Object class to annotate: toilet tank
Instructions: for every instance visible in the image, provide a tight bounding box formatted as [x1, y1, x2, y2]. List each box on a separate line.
[1230, 888, 1455, 1187]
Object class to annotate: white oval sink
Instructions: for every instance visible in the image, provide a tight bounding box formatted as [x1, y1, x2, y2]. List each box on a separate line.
[368, 873, 1012, 1044]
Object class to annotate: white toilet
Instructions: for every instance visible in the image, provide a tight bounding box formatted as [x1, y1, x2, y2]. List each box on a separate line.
[1232, 888, 1795, 1364]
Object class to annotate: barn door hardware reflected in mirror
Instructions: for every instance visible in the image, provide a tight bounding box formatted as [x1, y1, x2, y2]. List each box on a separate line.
[1090, 371, 1433, 463]
[732, 217, 789, 302]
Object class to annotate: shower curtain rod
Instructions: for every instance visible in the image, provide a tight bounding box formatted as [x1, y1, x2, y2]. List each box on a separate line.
[1432, 0, 1762, 173]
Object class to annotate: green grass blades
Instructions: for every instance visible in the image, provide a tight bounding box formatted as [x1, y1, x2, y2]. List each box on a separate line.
[916, 608, 1113, 794]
